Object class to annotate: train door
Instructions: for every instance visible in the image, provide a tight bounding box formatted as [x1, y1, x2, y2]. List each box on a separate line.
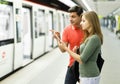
[22, 7, 32, 65]
[0, 4, 14, 77]
[45, 11, 54, 52]
[32, 8, 46, 58]
[64, 14, 69, 27]
[58, 12, 62, 33]
[13, 1, 23, 69]
[62, 14, 66, 30]
[59, 12, 64, 33]
[53, 11, 59, 47]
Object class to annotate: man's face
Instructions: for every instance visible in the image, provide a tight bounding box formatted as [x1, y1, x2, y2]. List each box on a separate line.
[69, 12, 81, 26]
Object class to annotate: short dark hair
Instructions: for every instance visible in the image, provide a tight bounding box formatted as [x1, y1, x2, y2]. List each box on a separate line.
[68, 6, 83, 16]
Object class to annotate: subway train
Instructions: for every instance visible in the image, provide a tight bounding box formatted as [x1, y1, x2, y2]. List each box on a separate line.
[0, 0, 70, 79]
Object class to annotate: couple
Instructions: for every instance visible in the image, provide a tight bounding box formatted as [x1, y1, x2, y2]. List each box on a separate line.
[51, 6, 103, 84]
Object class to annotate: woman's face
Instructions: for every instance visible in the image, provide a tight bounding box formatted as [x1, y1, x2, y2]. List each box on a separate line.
[80, 15, 91, 31]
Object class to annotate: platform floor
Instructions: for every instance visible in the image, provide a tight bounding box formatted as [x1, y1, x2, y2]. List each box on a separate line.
[0, 28, 120, 84]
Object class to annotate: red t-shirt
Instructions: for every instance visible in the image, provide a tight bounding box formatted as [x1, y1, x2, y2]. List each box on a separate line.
[62, 25, 84, 66]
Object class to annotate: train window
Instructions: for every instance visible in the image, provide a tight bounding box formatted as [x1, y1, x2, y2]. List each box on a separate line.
[62, 14, 65, 28]
[34, 9, 46, 38]
[48, 11, 53, 33]
[37, 9, 45, 36]
[34, 11, 38, 38]
[58, 13, 61, 32]
[48, 11, 54, 47]
[16, 8, 21, 42]
[0, 4, 14, 41]
[66, 15, 70, 25]
[60, 13, 64, 32]
[65, 15, 69, 27]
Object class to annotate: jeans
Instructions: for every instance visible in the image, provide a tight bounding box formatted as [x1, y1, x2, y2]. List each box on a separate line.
[64, 67, 77, 84]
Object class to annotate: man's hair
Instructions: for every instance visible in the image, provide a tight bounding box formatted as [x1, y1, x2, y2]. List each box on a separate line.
[68, 6, 83, 16]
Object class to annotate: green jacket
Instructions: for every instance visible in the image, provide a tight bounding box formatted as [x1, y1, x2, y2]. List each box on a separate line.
[79, 35, 101, 77]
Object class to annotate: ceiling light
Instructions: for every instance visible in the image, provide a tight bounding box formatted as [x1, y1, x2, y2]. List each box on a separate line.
[58, 0, 77, 7]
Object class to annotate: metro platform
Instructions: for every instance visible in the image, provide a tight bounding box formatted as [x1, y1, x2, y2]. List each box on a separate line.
[0, 28, 120, 84]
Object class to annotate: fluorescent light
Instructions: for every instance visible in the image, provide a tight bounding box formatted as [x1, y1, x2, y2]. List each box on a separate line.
[58, 0, 77, 7]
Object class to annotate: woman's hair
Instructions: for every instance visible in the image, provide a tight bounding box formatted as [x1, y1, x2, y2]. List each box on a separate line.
[68, 6, 83, 16]
[82, 11, 103, 44]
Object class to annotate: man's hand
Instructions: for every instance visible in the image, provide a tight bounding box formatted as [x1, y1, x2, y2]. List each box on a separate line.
[50, 30, 61, 41]
[50, 30, 66, 52]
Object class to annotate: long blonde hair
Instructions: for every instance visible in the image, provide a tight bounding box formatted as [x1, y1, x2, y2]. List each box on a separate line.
[82, 11, 103, 44]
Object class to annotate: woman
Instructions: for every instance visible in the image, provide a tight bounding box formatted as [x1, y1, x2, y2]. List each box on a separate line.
[59, 11, 103, 84]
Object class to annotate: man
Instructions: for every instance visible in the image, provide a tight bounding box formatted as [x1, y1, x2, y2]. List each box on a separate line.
[51, 6, 84, 84]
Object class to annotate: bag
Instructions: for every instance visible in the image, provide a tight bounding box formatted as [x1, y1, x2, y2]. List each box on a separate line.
[97, 52, 105, 72]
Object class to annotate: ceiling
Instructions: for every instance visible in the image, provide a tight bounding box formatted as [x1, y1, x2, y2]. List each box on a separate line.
[73, 0, 120, 17]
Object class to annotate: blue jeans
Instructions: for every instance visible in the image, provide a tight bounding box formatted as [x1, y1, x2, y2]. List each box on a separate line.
[64, 67, 77, 84]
